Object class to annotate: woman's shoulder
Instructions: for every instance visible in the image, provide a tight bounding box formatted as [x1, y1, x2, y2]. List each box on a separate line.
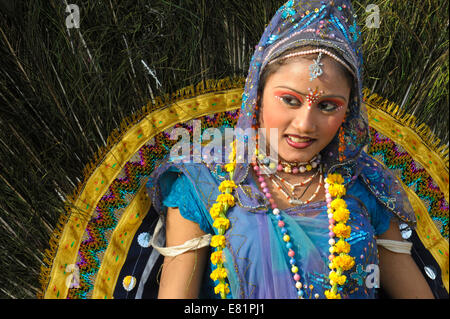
[357, 152, 406, 207]
[352, 151, 416, 229]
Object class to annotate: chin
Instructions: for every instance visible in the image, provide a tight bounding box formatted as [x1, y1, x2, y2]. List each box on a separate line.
[278, 149, 317, 163]
[276, 142, 319, 163]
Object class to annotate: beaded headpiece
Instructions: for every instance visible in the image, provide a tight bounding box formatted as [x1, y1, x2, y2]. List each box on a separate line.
[266, 48, 356, 80]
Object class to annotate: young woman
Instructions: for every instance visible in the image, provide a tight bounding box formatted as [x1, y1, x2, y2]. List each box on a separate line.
[148, 0, 434, 299]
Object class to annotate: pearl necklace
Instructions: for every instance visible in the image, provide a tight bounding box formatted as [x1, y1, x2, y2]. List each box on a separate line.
[273, 169, 320, 191]
[253, 162, 314, 298]
[257, 160, 324, 206]
[253, 162, 308, 297]
[252, 162, 350, 299]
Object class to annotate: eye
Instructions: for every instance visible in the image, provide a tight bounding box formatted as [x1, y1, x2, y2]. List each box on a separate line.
[277, 95, 302, 107]
[318, 100, 344, 113]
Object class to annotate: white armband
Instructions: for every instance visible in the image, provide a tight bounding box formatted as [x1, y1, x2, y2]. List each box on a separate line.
[150, 218, 212, 257]
[376, 239, 412, 254]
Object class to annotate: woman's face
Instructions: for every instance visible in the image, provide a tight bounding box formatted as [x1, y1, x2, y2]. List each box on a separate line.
[259, 56, 351, 163]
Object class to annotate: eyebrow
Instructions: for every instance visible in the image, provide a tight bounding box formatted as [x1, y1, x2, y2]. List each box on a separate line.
[274, 86, 348, 102]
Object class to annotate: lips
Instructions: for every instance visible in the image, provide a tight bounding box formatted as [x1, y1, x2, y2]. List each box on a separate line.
[285, 134, 316, 149]
[287, 135, 314, 143]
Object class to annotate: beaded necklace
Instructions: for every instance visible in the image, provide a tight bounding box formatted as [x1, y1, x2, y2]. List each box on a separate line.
[273, 169, 320, 191]
[257, 152, 322, 174]
[262, 163, 323, 205]
[209, 142, 355, 299]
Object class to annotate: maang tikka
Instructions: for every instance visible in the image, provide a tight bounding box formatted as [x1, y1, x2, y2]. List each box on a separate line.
[309, 52, 324, 81]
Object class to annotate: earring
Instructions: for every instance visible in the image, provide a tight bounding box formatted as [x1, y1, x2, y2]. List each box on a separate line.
[252, 103, 260, 129]
[338, 123, 346, 162]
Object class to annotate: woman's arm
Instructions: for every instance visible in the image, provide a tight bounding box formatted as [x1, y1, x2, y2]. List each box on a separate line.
[377, 219, 434, 298]
[157, 207, 209, 299]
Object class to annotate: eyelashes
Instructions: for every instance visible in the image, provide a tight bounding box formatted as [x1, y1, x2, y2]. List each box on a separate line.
[276, 94, 344, 113]
[276, 95, 302, 106]
[318, 101, 344, 112]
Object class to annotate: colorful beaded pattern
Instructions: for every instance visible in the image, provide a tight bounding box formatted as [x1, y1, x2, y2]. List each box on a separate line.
[368, 128, 448, 239]
[66, 110, 240, 299]
[61, 107, 448, 299]
[253, 159, 354, 299]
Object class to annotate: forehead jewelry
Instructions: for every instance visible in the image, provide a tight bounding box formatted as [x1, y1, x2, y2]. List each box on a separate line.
[306, 87, 324, 110]
[265, 49, 355, 80]
[309, 52, 324, 81]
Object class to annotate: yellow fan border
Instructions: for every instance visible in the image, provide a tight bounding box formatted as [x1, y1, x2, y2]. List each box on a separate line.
[38, 78, 449, 298]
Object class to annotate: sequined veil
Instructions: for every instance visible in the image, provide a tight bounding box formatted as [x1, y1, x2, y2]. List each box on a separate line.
[38, 0, 448, 299]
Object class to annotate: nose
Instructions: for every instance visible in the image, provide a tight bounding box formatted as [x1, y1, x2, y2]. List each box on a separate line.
[291, 103, 317, 134]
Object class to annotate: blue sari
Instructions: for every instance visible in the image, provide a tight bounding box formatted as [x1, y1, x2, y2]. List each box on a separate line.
[151, 151, 413, 299]
[145, 0, 417, 299]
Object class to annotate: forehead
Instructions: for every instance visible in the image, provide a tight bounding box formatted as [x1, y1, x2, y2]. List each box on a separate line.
[265, 56, 352, 94]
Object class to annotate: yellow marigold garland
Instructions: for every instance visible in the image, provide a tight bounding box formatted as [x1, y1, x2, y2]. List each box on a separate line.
[324, 173, 355, 299]
[208, 140, 237, 298]
[210, 235, 226, 248]
[210, 153, 355, 299]
[210, 250, 224, 265]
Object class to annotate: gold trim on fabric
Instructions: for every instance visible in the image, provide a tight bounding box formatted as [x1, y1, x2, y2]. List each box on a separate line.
[41, 82, 243, 298]
[401, 180, 449, 292]
[364, 89, 449, 293]
[40, 82, 449, 297]
[366, 103, 449, 203]
[92, 183, 151, 299]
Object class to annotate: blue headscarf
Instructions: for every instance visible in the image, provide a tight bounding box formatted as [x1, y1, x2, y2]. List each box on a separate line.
[231, 0, 416, 226]
[138, 0, 418, 301]
[235, 0, 367, 182]
[149, 0, 416, 229]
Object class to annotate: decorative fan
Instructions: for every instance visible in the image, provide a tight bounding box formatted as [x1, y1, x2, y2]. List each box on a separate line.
[1, 0, 447, 300]
[38, 79, 449, 299]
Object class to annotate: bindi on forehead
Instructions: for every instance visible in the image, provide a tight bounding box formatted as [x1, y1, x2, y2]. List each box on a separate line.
[306, 87, 324, 109]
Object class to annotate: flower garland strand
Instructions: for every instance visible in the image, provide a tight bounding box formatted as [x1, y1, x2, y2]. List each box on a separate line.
[209, 140, 237, 298]
[209, 143, 355, 299]
[324, 173, 355, 299]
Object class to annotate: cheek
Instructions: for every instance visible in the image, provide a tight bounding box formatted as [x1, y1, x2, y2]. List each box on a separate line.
[259, 100, 286, 130]
[320, 110, 347, 141]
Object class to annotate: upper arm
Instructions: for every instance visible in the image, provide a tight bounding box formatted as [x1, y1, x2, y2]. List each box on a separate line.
[157, 207, 209, 299]
[165, 206, 207, 246]
[377, 219, 434, 299]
